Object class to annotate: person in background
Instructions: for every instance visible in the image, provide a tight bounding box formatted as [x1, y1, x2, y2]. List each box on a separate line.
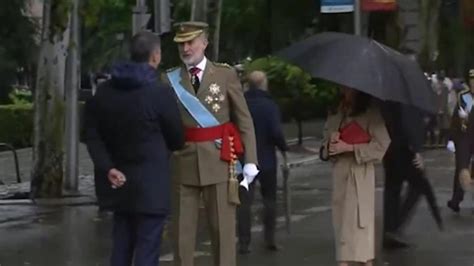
[382, 102, 443, 249]
[446, 69, 474, 213]
[84, 32, 184, 266]
[433, 73, 450, 145]
[320, 87, 390, 266]
[237, 71, 289, 254]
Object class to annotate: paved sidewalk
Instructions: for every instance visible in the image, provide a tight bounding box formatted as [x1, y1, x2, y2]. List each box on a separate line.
[0, 149, 473, 266]
[0, 136, 320, 223]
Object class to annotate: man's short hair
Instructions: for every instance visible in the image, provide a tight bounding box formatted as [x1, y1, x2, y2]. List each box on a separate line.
[248, 71, 268, 91]
[130, 31, 161, 63]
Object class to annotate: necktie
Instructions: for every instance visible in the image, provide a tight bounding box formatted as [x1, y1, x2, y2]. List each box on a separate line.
[189, 67, 201, 93]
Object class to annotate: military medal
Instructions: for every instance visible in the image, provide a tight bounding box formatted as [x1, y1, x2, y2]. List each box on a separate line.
[205, 83, 225, 113]
[209, 83, 220, 95]
[212, 103, 221, 112]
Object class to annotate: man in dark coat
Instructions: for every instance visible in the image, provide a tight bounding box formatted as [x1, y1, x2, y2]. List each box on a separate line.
[237, 71, 288, 254]
[382, 102, 442, 249]
[84, 32, 184, 266]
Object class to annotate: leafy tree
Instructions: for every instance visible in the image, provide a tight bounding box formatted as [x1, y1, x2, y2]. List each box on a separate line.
[0, 0, 38, 103]
[245, 57, 338, 144]
[81, 0, 134, 73]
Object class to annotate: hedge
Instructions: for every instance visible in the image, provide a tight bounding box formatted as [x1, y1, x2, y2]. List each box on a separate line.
[0, 104, 33, 148]
[0, 103, 86, 149]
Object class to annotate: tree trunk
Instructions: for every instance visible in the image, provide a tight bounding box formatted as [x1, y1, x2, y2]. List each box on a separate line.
[420, 0, 441, 68]
[212, 0, 223, 60]
[31, 0, 70, 198]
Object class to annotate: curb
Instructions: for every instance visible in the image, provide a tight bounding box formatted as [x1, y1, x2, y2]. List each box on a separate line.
[0, 195, 97, 206]
[285, 155, 320, 169]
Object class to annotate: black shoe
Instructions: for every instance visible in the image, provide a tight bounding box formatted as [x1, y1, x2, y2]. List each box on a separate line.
[238, 244, 251, 255]
[265, 243, 282, 252]
[447, 200, 460, 213]
[383, 233, 410, 249]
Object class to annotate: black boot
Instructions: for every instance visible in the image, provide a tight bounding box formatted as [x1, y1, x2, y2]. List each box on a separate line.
[238, 242, 251, 255]
[447, 200, 460, 213]
[383, 232, 410, 249]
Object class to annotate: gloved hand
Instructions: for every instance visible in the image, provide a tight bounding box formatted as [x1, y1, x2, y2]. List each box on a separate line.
[458, 107, 468, 119]
[244, 163, 259, 183]
[412, 153, 425, 170]
[239, 163, 259, 191]
[447, 140, 456, 153]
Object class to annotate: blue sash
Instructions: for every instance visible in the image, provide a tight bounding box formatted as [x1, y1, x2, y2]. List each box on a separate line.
[167, 68, 243, 173]
[462, 93, 473, 113]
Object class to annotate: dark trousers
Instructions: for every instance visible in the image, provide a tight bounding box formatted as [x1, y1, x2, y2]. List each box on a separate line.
[111, 212, 167, 266]
[237, 168, 277, 246]
[383, 147, 442, 233]
[450, 135, 474, 204]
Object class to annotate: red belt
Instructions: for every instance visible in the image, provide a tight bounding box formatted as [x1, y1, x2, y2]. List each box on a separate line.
[185, 122, 243, 162]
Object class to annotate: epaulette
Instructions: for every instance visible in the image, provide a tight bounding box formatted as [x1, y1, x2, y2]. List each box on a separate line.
[458, 87, 470, 96]
[214, 62, 232, 69]
[457, 86, 471, 104]
[166, 66, 179, 72]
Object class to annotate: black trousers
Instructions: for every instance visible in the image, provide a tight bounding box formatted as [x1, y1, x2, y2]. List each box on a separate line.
[237, 168, 277, 246]
[450, 134, 474, 204]
[383, 147, 442, 233]
[111, 212, 167, 266]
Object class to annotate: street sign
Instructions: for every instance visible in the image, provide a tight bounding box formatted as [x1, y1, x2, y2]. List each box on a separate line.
[462, 0, 474, 28]
[361, 0, 397, 11]
[320, 0, 354, 13]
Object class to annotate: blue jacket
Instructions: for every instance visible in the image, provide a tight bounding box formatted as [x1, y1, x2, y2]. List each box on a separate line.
[85, 62, 184, 214]
[245, 87, 288, 171]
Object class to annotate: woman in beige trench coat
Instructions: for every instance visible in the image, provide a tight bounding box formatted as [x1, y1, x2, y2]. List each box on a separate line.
[321, 87, 390, 266]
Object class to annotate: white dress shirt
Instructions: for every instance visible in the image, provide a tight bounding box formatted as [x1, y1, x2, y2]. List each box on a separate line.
[187, 57, 207, 82]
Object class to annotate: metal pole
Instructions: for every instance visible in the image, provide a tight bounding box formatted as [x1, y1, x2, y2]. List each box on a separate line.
[354, 0, 362, 35]
[154, 0, 171, 35]
[65, 0, 80, 192]
[191, 0, 208, 21]
[133, 0, 149, 35]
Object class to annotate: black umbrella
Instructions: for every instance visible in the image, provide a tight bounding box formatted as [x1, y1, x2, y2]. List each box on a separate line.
[276, 32, 435, 113]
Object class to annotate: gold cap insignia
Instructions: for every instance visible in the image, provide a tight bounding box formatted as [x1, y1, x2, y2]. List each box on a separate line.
[173, 21, 209, 43]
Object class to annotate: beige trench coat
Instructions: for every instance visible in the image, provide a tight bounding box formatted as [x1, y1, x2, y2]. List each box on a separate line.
[321, 106, 390, 263]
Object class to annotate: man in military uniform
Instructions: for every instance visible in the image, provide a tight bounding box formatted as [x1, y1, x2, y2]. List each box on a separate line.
[166, 21, 259, 266]
[446, 69, 474, 213]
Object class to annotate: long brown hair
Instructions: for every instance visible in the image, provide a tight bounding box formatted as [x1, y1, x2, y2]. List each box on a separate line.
[336, 90, 372, 117]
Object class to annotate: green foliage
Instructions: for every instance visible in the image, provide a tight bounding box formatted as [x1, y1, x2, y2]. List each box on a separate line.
[245, 57, 338, 120]
[81, 0, 135, 72]
[0, 104, 33, 148]
[82, 0, 129, 28]
[0, 0, 38, 103]
[218, 0, 318, 62]
[50, 0, 73, 40]
[8, 87, 33, 105]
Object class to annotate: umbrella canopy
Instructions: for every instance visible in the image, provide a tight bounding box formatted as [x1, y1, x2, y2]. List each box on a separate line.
[276, 32, 435, 113]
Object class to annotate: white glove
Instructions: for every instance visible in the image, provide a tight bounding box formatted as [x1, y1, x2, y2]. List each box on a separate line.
[447, 140, 456, 153]
[239, 163, 259, 191]
[240, 178, 249, 191]
[458, 107, 468, 119]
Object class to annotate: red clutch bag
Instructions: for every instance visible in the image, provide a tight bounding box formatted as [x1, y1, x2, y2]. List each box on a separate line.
[339, 121, 371, 144]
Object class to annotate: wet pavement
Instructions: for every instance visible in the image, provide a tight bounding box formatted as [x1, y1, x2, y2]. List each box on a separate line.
[0, 120, 325, 186]
[0, 147, 473, 265]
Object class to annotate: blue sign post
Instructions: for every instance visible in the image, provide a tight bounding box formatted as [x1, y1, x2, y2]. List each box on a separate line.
[321, 0, 354, 13]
